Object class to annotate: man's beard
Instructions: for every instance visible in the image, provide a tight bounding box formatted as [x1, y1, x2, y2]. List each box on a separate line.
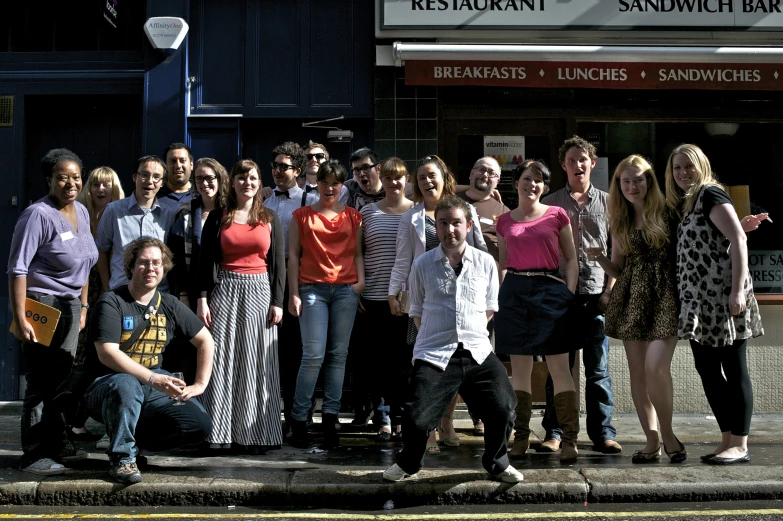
[473, 180, 491, 193]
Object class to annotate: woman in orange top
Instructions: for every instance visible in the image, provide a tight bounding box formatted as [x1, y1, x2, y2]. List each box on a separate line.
[288, 160, 365, 449]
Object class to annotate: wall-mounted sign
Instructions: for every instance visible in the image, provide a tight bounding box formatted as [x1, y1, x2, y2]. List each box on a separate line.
[144, 17, 189, 54]
[382, 0, 783, 30]
[103, 0, 118, 29]
[749, 250, 783, 289]
[405, 60, 783, 90]
[484, 136, 525, 171]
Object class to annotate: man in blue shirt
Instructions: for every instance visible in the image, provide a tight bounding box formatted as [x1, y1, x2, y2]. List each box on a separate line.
[382, 196, 522, 484]
[96, 155, 176, 292]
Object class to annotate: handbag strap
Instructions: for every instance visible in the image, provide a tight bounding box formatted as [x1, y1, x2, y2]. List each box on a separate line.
[120, 292, 161, 351]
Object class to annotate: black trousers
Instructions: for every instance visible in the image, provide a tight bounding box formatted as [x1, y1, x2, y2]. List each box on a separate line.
[397, 348, 516, 475]
[279, 281, 304, 424]
[690, 338, 753, 436]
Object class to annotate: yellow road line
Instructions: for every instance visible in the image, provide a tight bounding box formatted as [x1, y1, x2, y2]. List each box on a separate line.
[2, 510, 783, 519]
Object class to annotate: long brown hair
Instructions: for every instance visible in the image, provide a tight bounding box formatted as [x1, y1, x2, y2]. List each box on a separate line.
[223, 159, 270, 228]
[412, 155, 456, 204]
[193, 157, 229, 208]
[608, 155, 669, 254]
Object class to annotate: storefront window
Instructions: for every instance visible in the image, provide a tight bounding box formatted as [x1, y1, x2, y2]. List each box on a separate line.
[577, 121, 783, 294]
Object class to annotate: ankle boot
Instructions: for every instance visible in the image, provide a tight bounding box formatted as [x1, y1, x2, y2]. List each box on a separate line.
[290, 419, 309, 449]
[509, 391, 532, 457]
[322, 413, 340, 449]
[554, 391, 580, 462]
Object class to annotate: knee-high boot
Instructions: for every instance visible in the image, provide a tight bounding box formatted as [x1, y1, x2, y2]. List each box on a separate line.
[509, 391, 532, 457]
[554, 390, 579, 462]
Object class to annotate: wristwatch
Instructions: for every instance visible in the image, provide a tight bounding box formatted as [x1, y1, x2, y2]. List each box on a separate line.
[80, 303, 89, 310]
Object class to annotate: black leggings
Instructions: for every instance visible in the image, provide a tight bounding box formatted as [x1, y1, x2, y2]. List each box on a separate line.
[690, 339, 753, 436]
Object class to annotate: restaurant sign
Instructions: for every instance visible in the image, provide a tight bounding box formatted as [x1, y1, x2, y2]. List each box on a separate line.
[405, 60, 783, 90]
[382, 0, 783, 30]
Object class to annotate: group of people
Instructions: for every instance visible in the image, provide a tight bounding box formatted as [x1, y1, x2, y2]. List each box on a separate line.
[7, 135, 764, 486]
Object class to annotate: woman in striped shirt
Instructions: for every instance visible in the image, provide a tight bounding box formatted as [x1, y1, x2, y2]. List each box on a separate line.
[358, 158, 414, 440]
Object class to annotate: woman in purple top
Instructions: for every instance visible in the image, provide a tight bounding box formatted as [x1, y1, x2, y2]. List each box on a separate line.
[7, 148, 99, 476]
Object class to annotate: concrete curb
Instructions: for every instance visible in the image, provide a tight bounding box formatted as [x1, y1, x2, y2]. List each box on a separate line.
[2, 465, 783, 507]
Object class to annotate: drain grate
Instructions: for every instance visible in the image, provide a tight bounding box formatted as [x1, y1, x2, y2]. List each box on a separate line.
[0, 96, 13, 126]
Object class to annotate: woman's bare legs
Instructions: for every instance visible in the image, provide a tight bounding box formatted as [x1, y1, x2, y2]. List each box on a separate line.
[645, 337, 678, 452]
[624, 340, 660, 453]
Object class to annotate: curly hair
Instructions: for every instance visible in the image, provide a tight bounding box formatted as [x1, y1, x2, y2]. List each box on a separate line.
[558, 135, 597, 165]
[41, 148, 82, 180]
[123, 238, 174, 279]
[272, 142, 305, 172]
[608, 155, 669, 255]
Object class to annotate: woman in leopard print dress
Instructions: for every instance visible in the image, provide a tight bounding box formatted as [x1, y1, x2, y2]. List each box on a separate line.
[590, 155, 683, 464]
[665, 144, 763, 465]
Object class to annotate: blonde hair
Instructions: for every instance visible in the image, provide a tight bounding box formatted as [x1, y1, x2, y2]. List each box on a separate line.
[77, 166, 125, 235]
[665, 144, 724, 217]
[608, 155, 669, 254]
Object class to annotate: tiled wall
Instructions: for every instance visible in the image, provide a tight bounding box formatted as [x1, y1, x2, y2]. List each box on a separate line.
[374, 67, 437, 171]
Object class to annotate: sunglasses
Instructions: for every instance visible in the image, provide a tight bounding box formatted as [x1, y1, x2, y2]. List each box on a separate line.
[306, 153, 326, 161]
[352, 163, 378, 174]
[270, 162, 294, 172]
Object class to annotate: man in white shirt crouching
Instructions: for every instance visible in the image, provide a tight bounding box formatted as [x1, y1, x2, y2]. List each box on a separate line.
[383, 196, 523, 484]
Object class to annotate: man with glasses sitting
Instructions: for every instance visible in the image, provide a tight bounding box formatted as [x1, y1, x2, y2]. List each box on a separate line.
[84, 237, 213, 483]
[96, 155, 176, 292]
[341, 147, 386, 211]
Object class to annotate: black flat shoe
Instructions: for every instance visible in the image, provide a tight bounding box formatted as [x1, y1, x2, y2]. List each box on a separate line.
[706, 451, 750, 465]
[631, 447, 661, 464]
[699, 453, 716, 462]
[664, 437, 687, 463]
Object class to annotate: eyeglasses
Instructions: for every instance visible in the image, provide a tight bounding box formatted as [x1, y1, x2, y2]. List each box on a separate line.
[136, 172, 164, 183]
[195, 175, 217, 184]
[270, 162, 294, 172]
[352, 163, 378, 174]
[306, 153, 325, 161]
[473, 166, 500, 179]
[136, 259, 163, 269]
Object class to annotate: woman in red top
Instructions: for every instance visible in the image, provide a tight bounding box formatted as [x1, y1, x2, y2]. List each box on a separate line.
[288, 160, 365, 449]
[197, 159, 285, 453]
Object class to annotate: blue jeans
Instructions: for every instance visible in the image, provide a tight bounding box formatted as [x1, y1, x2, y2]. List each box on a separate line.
[292, 283, 360, 421]
[83, 369, 212, 465]
[543, 294, 616, 444]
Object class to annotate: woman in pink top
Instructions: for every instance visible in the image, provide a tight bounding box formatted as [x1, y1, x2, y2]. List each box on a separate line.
[494, 160, 580, 462]
[288, 160, 365, 449]
[197, 159, 286, 454]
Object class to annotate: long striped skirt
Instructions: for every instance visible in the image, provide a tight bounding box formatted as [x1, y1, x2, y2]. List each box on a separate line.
[201, 269, 282, 447]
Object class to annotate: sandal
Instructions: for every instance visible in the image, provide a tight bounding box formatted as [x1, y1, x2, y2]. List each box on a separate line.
[437, 413, 460, 447]
[425, 430, 440, 454]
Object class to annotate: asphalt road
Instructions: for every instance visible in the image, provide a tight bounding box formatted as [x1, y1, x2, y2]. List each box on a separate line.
[2, 501, 783, 520]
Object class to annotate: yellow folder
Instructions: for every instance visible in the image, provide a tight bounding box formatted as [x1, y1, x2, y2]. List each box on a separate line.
[10, 298, 62, 347]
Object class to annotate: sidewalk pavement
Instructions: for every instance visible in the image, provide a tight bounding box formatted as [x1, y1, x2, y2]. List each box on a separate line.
[0, 403, 782, 507]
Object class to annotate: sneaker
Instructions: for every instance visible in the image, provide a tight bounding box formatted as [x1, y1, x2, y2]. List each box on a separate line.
[110, 461, 142, 484]
[96, 434, 110, 450]
[382, 463, 417, 482]
[494, 465, 524, 483]
[22, 458, 65, 476]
